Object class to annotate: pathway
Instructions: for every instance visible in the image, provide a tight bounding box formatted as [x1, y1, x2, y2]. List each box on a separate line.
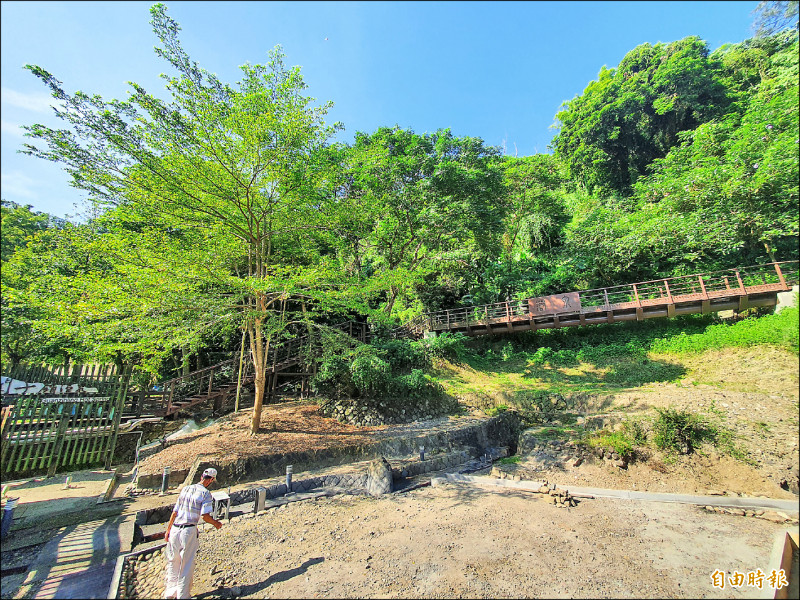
[14, 515, 134, 599]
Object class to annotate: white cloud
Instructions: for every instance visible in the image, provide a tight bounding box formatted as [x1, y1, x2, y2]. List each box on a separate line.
[1, 87, 59, 113]
[1, 171, 38, 199]
[1, 119, 26, 138]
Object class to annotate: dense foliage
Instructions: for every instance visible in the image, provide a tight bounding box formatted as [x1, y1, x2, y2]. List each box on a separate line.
[2, 3, 797, 425]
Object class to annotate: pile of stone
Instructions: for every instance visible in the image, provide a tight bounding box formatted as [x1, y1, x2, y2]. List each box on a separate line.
[546, 486, 577, 508]
[590, 446, 629, 469]
[518, 427, 630, 469]
[318, 395, 456, 427]
[116, 545, 166, 599]
[488, 468, 578, 508]
[702, 506, 799, 524]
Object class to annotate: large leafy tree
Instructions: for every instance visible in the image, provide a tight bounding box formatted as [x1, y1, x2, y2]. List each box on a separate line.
[633, 30, 799, 266]
[341, 127, 505, 318]
[20, 4, 357, 432]
[0, 202, 67, 367]
[552, 36, 729, 196]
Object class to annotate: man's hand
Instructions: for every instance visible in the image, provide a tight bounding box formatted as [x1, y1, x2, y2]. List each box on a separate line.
[202, 513, 222, 529]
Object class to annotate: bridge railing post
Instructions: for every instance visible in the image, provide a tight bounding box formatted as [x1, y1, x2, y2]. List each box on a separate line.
[774, 262, 788, 289]
[735, 270, 746, 294]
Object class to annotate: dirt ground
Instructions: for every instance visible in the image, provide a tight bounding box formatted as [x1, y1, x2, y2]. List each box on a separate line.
[3, 345, 798, 599]
[138, 346, 799, 501]
[189, 484, 791, 599]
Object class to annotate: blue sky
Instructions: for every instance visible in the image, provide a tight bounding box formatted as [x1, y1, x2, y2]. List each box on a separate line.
[1, 0, 760, 218]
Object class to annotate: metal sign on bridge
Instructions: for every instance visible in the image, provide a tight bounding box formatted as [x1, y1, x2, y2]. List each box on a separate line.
[528, 292, 582, 316]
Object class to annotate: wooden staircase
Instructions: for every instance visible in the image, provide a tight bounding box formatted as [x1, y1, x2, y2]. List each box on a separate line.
[141, 320, 370, 419]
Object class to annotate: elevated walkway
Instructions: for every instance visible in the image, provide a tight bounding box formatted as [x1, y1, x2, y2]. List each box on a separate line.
[415, 261, 798, 337]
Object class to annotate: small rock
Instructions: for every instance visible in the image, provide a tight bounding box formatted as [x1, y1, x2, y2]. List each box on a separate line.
[230, 586, 241, 597]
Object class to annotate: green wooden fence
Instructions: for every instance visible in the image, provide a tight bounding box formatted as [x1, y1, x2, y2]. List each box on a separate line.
[1, 364, 131, 479]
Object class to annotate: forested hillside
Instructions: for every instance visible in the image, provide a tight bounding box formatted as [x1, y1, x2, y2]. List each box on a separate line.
[2, 3, 797, 424]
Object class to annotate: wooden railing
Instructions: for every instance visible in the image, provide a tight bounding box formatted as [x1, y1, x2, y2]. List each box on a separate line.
[419, 261, 798, 333]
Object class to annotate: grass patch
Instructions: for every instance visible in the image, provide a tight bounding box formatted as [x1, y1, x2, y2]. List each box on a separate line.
[586, 430, 634, 460]
[497, 456, 521, 465]
[485, 404, 509, 417]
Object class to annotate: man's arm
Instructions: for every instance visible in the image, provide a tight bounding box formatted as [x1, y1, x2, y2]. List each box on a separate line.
[164, 511, 178, 541]
[202, 513, 222, 530]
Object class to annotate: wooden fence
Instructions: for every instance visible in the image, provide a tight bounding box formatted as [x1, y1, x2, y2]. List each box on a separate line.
[1, 365, 131, 480]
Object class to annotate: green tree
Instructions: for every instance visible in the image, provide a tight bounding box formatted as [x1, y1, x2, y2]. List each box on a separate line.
[0, 200, 63, 262]
[20, 3, 357, 432]
[1, 201, 67, 367]
[633, 31, 799, 266]
[552, 37, 729, 196]
[342, 126, 505, 319]
[752, 0, 799, 37]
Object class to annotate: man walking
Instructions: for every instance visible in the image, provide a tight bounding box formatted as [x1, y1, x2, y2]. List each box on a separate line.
[164, 467, 223, 599]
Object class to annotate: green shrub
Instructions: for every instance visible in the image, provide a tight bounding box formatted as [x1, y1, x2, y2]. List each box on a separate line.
[350, 354, 391, 395]
[622, 418, 648, 445]
[587, 430, 634, 459]
[486, 403, 509, 416]
[372, 338, 429, 371]
[423, 331, 470, 361]
[651, 306, 799, 354]
[652, 407, 716, 454]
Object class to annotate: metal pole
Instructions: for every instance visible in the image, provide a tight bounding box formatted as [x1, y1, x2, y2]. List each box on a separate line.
[285, 465, 293, 493]
[160, 466, 171, 495]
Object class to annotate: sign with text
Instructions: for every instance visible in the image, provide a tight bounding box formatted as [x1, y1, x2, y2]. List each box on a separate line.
[39, 396, 112, 404]
[528, 292, 581, 316]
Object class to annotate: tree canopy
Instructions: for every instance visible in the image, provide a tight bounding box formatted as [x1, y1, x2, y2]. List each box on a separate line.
[6, 4, 798, 424]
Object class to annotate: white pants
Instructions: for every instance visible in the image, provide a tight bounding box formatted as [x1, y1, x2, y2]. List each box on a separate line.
[165, 525, 199, 599]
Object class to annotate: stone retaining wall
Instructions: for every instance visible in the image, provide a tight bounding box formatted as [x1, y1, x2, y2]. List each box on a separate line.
[134, 468, 191, 491]
[135, 411, 520, 490]
[115, 543, 166, 599]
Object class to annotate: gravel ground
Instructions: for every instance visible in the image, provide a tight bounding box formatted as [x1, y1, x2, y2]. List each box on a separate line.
[189, 483, 788, 599]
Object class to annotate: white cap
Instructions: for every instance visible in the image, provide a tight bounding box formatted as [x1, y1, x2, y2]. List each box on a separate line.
[202, 468, 217, 479]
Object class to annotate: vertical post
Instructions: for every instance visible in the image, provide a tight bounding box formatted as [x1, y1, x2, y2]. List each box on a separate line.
[698, 275, 710, 314]
[698, 276, 709, 300]
[505, 301, 511, 322]
[603, 289, 610, 309]
[285, 465, 293, 493]
[774, 262, 787, 289]
[632, 283, 641, 307]
[735, 270, 746, 294]
[167, 380, 175, 415]
[664, 280, 675, 318]
[47, 412, 70, 477]
[160, 466, 171, 495]
[105, 366, 131, 470]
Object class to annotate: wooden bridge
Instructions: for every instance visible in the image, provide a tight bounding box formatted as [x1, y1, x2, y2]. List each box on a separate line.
[409, 261, 798, 337]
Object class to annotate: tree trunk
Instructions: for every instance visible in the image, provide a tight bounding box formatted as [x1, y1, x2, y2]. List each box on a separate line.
[249, 317, 269, 434]
[383, 284, 400, 315]
[181, 345, 191, 377]
[764, 241, 777, 263]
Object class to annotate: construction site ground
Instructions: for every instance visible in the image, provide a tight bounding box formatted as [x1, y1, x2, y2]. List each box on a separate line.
[2, 343, 799, 599]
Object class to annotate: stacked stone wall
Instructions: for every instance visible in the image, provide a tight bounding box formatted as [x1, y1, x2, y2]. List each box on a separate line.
[116, 544, 166, 599]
